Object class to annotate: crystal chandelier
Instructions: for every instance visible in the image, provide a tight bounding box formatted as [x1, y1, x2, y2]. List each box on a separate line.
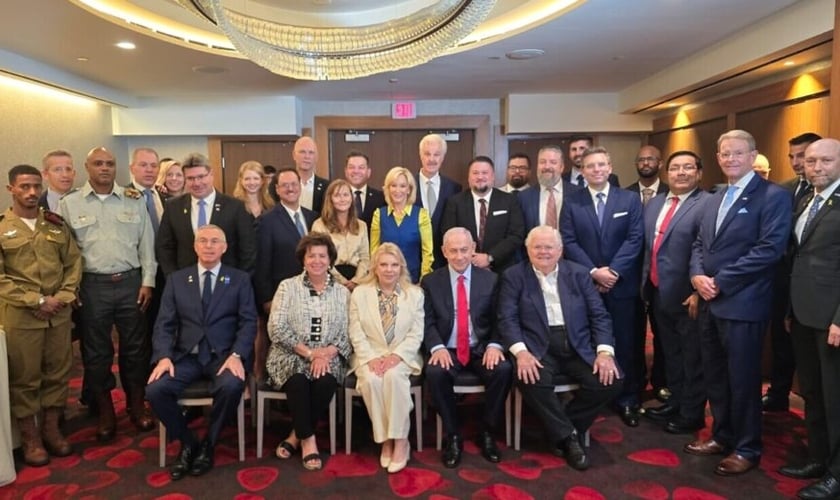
[175, 0, 498, 81]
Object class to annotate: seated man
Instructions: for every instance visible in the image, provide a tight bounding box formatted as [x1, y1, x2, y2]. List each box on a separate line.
[422, 227, 513, 468]
[146, 224, 257, 480]
[498, 225, 622, 470]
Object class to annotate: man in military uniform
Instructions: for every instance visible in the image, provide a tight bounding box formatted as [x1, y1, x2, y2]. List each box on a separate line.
[59, 147, 157, 442]
[0, 165, 82, 466]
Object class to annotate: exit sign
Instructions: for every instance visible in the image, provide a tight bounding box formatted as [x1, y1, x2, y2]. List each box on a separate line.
[392, 101, 416, 119]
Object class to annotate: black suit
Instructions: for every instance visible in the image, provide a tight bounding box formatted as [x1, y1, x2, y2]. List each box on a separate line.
[307, 175, 329, 215]
[789, 187, 840, 478]
[415, 173, 463, 268]
[156, 193, 257, 276]
[440, 189, 525, 272]
[356, 186, 386, 229]
[625, 181, 669, 199]
[37, 192, 50, 211]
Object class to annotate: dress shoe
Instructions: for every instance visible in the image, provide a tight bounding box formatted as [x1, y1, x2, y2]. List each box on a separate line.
[129, 390, 155, 432]
[387, 439, 410, 474]
[715, 453, 757, 476]
[779, 462, 827, 480]
[684, 438, 726, 456]
[665, 417, 705, 434]
[95, 392, 116, 442]
[618, 406, 640, 427]
[442, 434, 463, 468]
[554, 430, 590, 471]
[645, 404, 679, 421]
[798, 473, 840, 499]
[477, 431, 501, 463]
[655, 387, 672, 403]
[169, 442, 197, 481]
[761, 394, 789, 412]
[190, 440, 214, 477]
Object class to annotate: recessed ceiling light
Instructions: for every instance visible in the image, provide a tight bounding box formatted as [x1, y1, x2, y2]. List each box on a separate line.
[668, 102, 681, 108]
[115, 41, 136, 50]
[192, 65, 228, 74]
[488, 56, 501, 60]
[388, 78, 399, 83]
[783, 60, 795, 66]
[505, 49, 545, 60]
[76, 57, 89, 62]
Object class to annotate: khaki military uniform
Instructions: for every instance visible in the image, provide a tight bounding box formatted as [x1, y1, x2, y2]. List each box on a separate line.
[0, 207, 82, 418]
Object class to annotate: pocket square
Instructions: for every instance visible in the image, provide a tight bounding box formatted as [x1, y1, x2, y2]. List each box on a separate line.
[737, 207, 748, 214]
[492, 210, 508, 216]
[613, 212, 628, 218]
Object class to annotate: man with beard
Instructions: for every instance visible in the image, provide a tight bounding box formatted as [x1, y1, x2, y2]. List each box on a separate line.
[501, 153, 531, 193]
[343, 151, 385, 228]
[627, 146, 668, 205]
[518, 146, 578, 234]
[562, 135, 620, 188]
[440, 156, 524, 273]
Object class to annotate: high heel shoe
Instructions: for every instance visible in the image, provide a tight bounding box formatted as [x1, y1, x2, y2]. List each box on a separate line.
[387, 439, 410, 474]
[379, 439, 393, 468]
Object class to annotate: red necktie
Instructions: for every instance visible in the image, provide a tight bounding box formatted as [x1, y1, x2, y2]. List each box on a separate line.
[650, 196, 679, 287]
[456, 274, 469, 365]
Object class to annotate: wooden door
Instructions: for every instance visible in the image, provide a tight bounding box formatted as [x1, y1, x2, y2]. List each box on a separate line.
[220, 140, 297, 194]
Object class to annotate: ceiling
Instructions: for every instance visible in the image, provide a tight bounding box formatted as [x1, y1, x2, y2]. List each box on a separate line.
[0, 0, 816, 106]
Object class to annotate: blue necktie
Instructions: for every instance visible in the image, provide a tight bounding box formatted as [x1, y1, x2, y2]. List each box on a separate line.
[716, 186, 738, 233]
[595, 192, 605, 226]
[198, 270, 213, 364]
[803, 194, 823, 234]
[144, 189, 159, 234]
[197, 199, 208, 228]
[294, 211, 306, 236]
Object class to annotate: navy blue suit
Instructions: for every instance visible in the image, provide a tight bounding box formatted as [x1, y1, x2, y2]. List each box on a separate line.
[415, 173, 462, 268]
[146, 264, 257, 446]
[498, 260, 622, 445]
[517, 182, 579, 234]
[561, 185, 643, 406]
[253, 205, 317, 306]
[690, 174, 791, 461]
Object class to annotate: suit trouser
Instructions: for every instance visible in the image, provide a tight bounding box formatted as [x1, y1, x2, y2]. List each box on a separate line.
[635, 298, 666, 392]
[5, 321, 72, 418]
[425, 349, 512, 437]
[513, 329, 622, 446]
[766, 273, 795, 399]
[603, 294, 640, 407]
[790, 319, 840, 478]
[282, 373, 337, 440]
[355, 362, 413, 443]
[146, 354, 245, 446]
[699, 306, 764, 461]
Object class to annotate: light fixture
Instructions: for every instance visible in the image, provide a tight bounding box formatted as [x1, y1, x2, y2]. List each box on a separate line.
[115, 41, 136, 50]
[174, 0, 498, 81]
[783, 60, 795, 67]
[505, 49, 545, 60]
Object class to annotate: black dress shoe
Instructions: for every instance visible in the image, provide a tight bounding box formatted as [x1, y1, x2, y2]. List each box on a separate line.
[761, 394, 789, 412]
[645, 404, 679, 421]
[619, 406, 640, 427]
[190, 440, 214, 476]
[170, 443, 197, 481]
[798, 473, 840, 499]
[665, 417, 705, 434]
[477, 431, 501, 463]
[779, 462, 827, 480]
[554, 430, 589, 471]
[655, 388, 672, 403]
[442, 435, 463, 469]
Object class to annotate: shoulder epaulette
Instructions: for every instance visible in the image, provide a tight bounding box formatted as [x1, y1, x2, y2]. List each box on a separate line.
[42, 210, 65, 226]
[124, 187, 142, 200]
[58, 188, 78, 199]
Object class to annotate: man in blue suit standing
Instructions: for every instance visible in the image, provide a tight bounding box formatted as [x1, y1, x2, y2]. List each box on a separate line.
[560, 146, 644, 427]
[415, 133, 462, 268]
[499, 226, 622, 470]
[687, 130, 791, 476]
[146, 224, 257, 480]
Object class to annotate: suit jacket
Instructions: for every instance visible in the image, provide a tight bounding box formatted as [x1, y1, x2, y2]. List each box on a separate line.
[641, 189, 710, 313]
[414, 173, 462, 267]
[155, 193, 257, 276]
[357, 186, 386, 228]
[517, 181, 579, 233]
[562, 171, 620, 187]
[253, 204, 317, 305]
[151, 264, 257, 368]
[440, 189, 524, 272]
[498, 260, 615, 368]
[625, 181, 669, 199]
[782, 176, 813, 211]
[790, 188, 840, 329]
[348, 283, 424, 375]
[421, 265, 499, 355]
[310, 175, 329, 215]
[560, 186, 644, 299]
[689, 175, 792, 322]
[37, 192, 50, 211]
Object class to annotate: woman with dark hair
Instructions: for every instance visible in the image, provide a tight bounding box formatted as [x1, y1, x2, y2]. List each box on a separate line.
[312, 179, 370, 290]
[266, 233, 350, 471]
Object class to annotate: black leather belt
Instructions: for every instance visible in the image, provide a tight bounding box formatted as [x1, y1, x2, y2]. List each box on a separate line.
[83, 268, 141, 283]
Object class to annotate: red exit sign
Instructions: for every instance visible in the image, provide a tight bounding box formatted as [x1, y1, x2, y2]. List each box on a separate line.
[392, 101, 416, 119]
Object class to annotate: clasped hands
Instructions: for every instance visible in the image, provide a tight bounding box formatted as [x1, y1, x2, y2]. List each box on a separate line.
[367, 354, 401, 377]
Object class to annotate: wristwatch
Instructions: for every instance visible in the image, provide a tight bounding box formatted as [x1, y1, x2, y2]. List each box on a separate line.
[230, 352, 242, 359]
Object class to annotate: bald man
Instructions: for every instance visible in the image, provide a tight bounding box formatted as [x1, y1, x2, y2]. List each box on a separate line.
[293, 137, 329, 214]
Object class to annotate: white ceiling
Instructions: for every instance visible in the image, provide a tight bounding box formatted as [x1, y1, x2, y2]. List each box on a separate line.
[0, 0, 804, 104]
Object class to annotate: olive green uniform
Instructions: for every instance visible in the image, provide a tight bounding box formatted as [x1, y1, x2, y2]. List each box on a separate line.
[0, 208, 82, 418]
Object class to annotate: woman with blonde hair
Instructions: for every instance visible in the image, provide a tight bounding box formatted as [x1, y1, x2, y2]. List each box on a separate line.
[312, 179, 370, 290]
[233, 160, 274, 219]
[154, 160, 184, 201]
[348, 243, 424, 473]
[370, 166, 433, 283]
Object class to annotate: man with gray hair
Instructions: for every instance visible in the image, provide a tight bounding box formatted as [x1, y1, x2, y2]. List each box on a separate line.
[414, 133, 462, 268]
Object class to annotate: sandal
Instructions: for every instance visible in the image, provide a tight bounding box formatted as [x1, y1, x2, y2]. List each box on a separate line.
[302, 453, 323, 471]
[275, 440, 298, 460]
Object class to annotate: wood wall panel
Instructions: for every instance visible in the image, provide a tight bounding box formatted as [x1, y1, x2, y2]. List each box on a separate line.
[649, 119, 728, 189]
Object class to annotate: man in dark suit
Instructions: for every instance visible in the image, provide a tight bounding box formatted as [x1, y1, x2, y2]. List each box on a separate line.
[253, 168, 317, 313]
[156, 153, 256, 276]
[687, 130, 791, 476]
[626, 145, 669, 204]
[499, 225, 622, 470]
[779, 138, 840, 498]
[414, 133, 462, 268]
[641, 151, 710, 434]
[38, 150, 76, 212]
[293, 136, 328, 214]
[146, 224, 256, 480]
[762, 131, 823, 413]
[560, 146, 644, 427]
[562, 135, 620, 188]
[441, 156, 524, 273]
[344, 150, 385, 229]
[422, 228, 512, 468]
[518, 145, 578, 235]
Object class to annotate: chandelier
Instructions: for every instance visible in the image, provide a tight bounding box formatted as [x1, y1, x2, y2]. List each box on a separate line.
[175, 0, 498, 81]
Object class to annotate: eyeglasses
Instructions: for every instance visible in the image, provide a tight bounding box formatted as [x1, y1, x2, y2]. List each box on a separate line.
[636, 156, 660, 163]
[667, 164, 699, 172]
[185, 173, 210, 183]
[508, 165, 530, 171]
[718, 151, 748, 160]
[90, 160, 115, 167]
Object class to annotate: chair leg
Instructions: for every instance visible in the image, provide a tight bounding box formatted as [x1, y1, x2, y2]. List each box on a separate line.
[256, 392, 266, 459]
[412, 387, 423, 452]
[329, 394, 336, 456]
[237, 397, 245, 461]
[249, 376, 257, 428]
[159, 422, 167, 468]
[435, 414, 443, 451]
[344, 388, 353, 454]
[504, 392, 512, 447]
[514, 387, 522, 451]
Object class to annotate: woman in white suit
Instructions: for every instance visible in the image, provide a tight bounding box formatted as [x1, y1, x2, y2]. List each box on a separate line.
[348, 243, 424, 473]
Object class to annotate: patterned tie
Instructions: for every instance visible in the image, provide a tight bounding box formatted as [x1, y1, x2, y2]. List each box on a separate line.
[354, 190, 364, 218]
[198, 270, 213, 364]
[294, 211, 306, 236]
[802, 194, 823, 235]
[197, 199, 208, 228]
[477, 198, 487, 251]
[576, 174, 585, 187]
[545, 188, 558, 229]
[379, 290, 398, 345]
[144, 189, 159, 234]
[426, 181, 437, 215]
[642, 188, 655, 206]
[715, 186, 738, 233]
[650, 196, 679, 287]
[456, 274, 469, 366]
[595, 192, 606, 226]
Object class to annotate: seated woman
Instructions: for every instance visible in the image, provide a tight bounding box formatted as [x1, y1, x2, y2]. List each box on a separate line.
[266, 233, 350, 471]
[233, 161, 274, 220]
[312, 179, 370, 291]
[348, 243, 424, 473]
[155, 159, 184, 201]
[370, 166, 433, 283]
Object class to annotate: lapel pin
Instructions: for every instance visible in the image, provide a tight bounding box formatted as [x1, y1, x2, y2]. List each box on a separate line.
[188, 275, 194, 283]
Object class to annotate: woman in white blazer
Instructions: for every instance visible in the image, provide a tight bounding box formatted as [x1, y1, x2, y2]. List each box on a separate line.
[348, 243, 424, 473]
